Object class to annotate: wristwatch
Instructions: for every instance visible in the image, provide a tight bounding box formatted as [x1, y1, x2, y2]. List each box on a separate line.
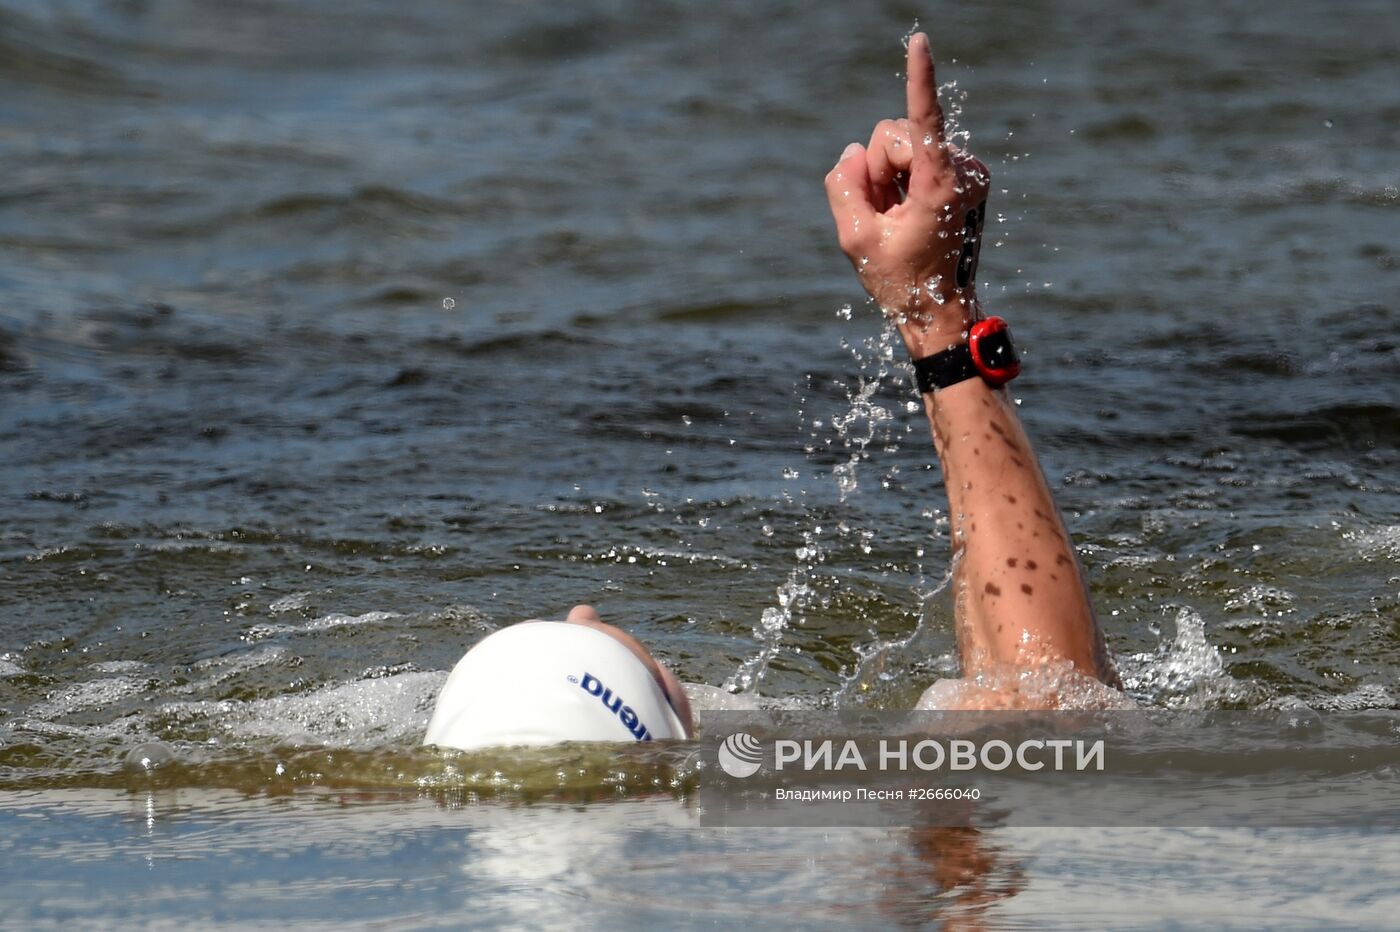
[912, 317, 1021, 393]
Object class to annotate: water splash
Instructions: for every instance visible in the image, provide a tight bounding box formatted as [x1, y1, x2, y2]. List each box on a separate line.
[838, 563, 958, 709]
[826, 323, 902, 503]
[938, 79, 971, 150]
[726, 317, 916, 696]
[1118, 606, 1245, 707]
[900, 20, 922, 51]
[915, 660, 1136, 711]
[724, 527, 822, 693]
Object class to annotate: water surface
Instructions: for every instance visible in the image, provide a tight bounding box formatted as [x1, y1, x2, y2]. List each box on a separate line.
[1, 0, 1396, 926]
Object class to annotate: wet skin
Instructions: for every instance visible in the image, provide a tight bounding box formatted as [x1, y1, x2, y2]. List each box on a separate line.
[824, 34, 1117, 702]
[562, 604, 695, 736]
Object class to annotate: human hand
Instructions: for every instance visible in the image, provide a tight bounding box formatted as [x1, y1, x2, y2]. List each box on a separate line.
[824, 33, 991, 358]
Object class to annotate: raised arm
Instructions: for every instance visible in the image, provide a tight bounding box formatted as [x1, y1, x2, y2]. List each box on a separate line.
[824, 34, 1115, 703]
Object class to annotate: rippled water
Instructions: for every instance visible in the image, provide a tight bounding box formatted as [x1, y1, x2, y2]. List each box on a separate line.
[1, 0, 1397, 925]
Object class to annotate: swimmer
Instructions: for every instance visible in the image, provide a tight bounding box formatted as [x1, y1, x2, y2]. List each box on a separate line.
[425, 33, 1117, 751]
[824, 32, 1117, 709]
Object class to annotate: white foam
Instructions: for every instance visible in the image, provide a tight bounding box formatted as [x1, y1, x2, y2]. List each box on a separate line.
[1223, 584, 1294, 614]
[683, 684, 827, 727]
[684, 683, 763, 712]
[916, 663, 1136, 711]
[1343, 524, 1400, 561]
[218, 671, 446, 746]
[89, 660, 149, 674]
[245, 610, 401, 642]
[1260, 695, 1318, 713]
[1314, 684, 1395, 711]
[268, 591, 312, 613]
[28, 676, 148, 719]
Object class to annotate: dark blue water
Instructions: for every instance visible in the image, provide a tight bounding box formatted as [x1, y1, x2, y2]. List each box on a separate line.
[1, 0, 1396, 926]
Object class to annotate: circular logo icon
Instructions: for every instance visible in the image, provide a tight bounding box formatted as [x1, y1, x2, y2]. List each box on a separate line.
[717, 732, 764, 778]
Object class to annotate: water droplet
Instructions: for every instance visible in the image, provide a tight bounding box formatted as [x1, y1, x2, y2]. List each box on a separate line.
[442, 297, 456, 310]
[837, 304, 853, 320]
[833, 462, 858, 497]
[1323, 119, 1334, 128]
[782, 467, 800, 480]
[761, 524, 775, 537]
[681, 415, 693, 426]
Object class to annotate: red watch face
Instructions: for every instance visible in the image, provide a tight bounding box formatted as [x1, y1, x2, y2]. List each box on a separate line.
[968, 317, 1021, 386]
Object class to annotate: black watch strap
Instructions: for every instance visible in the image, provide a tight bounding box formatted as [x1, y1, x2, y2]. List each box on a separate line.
[913, 344, 977, 394]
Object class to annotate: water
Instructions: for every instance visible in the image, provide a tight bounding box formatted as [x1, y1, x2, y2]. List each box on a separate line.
[1, 0, 1397, 925]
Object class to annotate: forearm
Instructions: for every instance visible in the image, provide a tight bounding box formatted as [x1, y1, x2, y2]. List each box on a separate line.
[826, 33, 1118, 701]
[920, 363, 1109, 681]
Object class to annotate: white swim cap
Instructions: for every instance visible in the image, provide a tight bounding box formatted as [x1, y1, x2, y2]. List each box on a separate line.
[423, 621, 688, 751]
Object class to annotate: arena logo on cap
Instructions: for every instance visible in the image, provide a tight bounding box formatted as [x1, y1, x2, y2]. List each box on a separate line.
[574, 672, 653, 741]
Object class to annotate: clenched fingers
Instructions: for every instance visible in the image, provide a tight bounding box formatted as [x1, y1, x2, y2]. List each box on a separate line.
[865, 118, 913, 212]
[824, 142, 877, 255]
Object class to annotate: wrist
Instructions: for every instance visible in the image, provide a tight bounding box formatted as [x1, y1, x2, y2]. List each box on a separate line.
[911, 314, 1021, 395]
[894, 296, 978, 359]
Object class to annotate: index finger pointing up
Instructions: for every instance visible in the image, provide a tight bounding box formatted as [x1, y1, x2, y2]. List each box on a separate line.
[905, 33, 953, 176]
